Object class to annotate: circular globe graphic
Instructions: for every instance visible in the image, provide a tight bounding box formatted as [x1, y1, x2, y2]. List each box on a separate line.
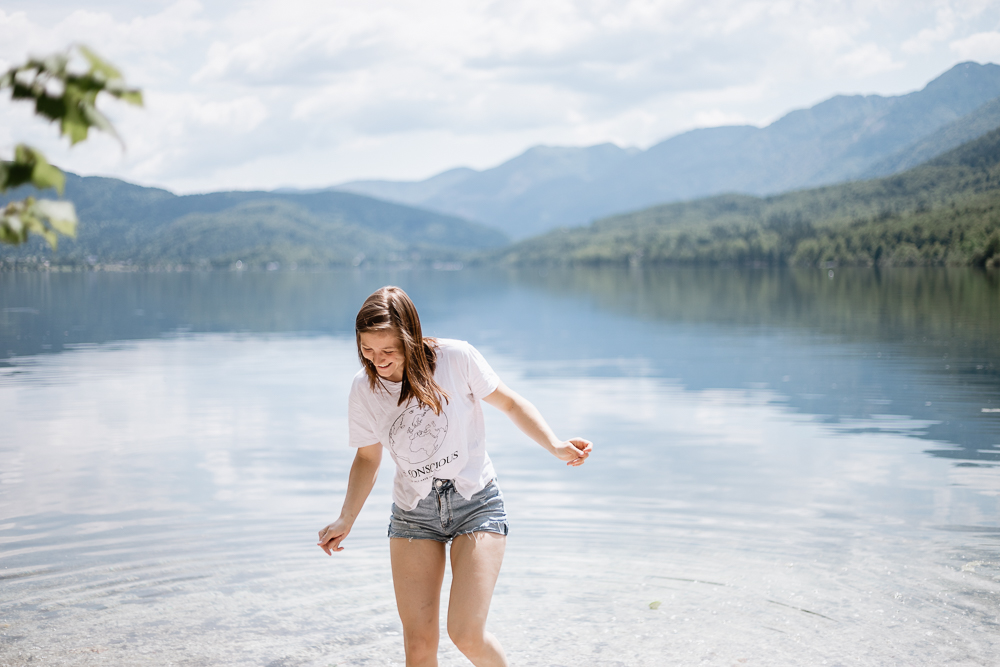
[388, 405, 449, 465]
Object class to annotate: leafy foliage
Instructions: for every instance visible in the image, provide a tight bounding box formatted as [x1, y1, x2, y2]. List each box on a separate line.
[1, 45, 142, 249]
[0, 144, 65, 193]
[0, 145, 77, 247]
[0, 45, 143, 146]
[0, 196, 77, 248]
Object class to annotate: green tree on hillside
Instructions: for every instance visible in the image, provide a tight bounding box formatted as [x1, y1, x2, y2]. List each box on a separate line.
[0, 45, 142, 248]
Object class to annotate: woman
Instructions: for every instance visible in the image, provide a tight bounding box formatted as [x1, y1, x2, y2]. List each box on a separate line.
[318, 286, 592, 667]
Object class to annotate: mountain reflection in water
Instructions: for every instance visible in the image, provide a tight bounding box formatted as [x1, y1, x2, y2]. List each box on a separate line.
[2, 267, 997, 462]
[0, 267, 997, 666]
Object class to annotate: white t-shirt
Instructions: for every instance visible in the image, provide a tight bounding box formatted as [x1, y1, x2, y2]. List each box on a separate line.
[348, 338, 501, 510]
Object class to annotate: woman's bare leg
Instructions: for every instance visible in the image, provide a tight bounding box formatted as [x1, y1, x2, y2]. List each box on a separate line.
[390, 538, 447, 667]
[446, 532, 508, 667]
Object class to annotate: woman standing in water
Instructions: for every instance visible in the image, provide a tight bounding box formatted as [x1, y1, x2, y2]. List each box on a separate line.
[318, 286, 592, 667]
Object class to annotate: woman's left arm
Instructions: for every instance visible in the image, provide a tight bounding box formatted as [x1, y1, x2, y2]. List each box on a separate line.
[482, 382, 592, 466]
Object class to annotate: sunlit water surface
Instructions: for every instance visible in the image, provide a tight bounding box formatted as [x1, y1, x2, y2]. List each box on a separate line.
[1, 268, 998, 666]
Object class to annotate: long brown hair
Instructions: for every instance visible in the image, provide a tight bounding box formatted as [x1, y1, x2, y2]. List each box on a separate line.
[355, 286, 449, 414]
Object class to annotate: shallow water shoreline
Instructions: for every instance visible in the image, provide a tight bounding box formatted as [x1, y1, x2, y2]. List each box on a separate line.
[2, 268, 998, 665]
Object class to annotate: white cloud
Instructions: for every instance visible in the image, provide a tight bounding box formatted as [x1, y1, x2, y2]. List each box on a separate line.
[2, 0, 1000, 192]
[0, 3, 208, 74]
[187, 96, 269, 132]
[901, 6, 955, 54]
[691, 109, 753, 128]
[835, 43, 904, 77]
[950, 31, 1000, 61]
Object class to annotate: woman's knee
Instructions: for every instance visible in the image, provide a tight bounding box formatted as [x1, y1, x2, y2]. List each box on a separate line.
[403, 628, 439, 661]
[447, 621, 486, 655]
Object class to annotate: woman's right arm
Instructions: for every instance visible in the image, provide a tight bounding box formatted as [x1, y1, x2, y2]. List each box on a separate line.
[317, 443, 383, 554]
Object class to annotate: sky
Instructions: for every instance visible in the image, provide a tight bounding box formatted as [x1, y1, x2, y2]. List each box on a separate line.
[2, 0, 1000, 194]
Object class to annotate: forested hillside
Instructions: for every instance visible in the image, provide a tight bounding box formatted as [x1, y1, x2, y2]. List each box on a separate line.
[0, 174, 508, 269]
[495, 128, 1000, 268]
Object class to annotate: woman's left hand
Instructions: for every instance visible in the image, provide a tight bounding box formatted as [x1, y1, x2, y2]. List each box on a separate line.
[552, 438, 593, 466]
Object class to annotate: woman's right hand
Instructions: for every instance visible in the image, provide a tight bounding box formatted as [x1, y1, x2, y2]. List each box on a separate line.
[318, 444, 382, 556]
[317, 517, 352, 555]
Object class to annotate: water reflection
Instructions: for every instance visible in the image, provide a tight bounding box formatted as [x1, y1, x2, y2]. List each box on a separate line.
[505, 267, 1000, 465]
[0, 268, 998, 665]
[2, 268, 999, 464]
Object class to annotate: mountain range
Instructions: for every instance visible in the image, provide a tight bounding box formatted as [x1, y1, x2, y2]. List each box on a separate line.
[338, 61, 1000, 239]
[0, 175, 507, 268]
[4, 60, 1000, 270]
[495, 125, 1000, 268]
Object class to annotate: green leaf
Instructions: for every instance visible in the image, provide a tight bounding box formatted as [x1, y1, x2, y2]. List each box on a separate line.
[81, 103, 121, 145]
[0, 161, 33, 191]
[0, 200, 30, 245]
[0, 222, 22, 245]
[61, 104, 90, 145]
[4, 145, 65, 195]
[35, 93, 67, 122]
[117, 89, 144, 107]
[0, 222, 25, 245]
[648, 601, 662, 610]
[0, 45, 142, 246]
[78, 45, 123, 82]
[34, 199, 77, 237]
[41, 53, 69, 74]
[0, 196, 76, 249]
[24, 215, 59, 249]
[11, 82, 35, 100]
[32, 161, 66, 194]
[0, 210, 25, 241]
[66, 74, 105, 94]
[1, 44, 142, 147]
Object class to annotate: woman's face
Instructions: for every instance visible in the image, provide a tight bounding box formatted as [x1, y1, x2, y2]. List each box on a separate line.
[359, 330, 405, 383]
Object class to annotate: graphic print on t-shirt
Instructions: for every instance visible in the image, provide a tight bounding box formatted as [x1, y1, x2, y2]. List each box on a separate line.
[387, 404, 450, 465]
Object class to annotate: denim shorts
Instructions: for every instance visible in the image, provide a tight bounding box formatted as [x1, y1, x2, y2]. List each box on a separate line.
[388, 478, 509, 542]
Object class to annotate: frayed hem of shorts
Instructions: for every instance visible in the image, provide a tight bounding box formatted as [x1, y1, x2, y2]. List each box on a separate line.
[388, 534, 450, 543]
[387, 519, 508, 543]
[454, 519, 509, 539]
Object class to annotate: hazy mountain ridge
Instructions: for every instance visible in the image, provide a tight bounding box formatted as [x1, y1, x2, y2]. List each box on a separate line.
[4, 127, 999, 270]
[494, 127, 1000, 268]
[337, 167, 478, 208]
[863, 96, 1000, 178]
[338, 62, 1000, 239]
[5, 63, 1000, 270]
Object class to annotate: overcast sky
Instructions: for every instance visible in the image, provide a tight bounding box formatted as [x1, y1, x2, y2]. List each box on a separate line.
[2, 0, 999, 194]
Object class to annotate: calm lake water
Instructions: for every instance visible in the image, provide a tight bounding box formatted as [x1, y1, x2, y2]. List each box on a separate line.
[1, 267, 998, 666]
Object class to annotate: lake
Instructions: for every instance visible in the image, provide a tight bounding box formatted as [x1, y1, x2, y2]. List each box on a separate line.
[1, 267, 998, 666]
